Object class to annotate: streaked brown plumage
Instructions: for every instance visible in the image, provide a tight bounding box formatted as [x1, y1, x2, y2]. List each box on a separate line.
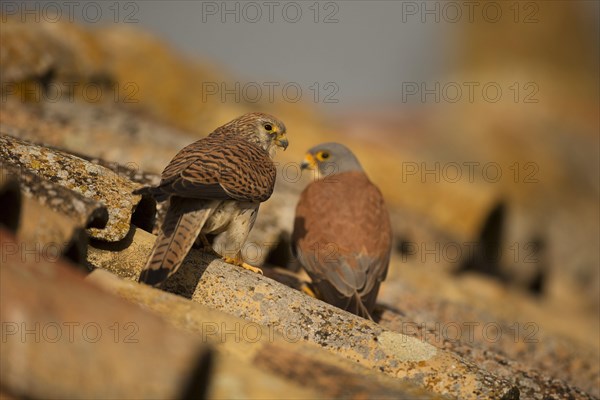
[148, 136, 276, 203]
[136, 112, 288, 286]
[292, 143, 392, 319]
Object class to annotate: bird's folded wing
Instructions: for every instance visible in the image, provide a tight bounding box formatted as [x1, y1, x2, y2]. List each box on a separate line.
[142, 138, 276, 202]
[299, 248, 383, 298]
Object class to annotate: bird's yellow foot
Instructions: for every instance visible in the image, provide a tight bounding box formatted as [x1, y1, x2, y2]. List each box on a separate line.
[301, 282, 317, 298]
[222, 256, 263, 275]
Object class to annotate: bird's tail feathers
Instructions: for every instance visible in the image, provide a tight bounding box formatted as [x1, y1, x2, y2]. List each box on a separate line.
[348, 293, 375, 321]
[139, 198, 213, 286]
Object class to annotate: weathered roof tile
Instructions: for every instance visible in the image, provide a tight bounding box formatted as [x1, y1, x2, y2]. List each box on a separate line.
[1, 134, 142, 242]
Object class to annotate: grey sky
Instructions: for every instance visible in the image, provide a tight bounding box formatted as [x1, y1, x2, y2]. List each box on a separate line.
[63, 1, 459, 111]
[12, 0, 466, 111]
[131, 1, 455, 105]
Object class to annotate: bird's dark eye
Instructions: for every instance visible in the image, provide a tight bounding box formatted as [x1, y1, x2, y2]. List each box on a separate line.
[264, 124, 273, 131]
[321, 152, 330, 159]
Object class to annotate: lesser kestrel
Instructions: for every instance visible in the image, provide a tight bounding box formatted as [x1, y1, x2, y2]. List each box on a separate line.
[135, 112, 288, 286]
[292, 143, 392, 319]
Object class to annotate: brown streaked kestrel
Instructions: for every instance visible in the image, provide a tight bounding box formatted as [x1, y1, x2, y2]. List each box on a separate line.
[135, 112, 288, 286]
[292, 143, 392, 320]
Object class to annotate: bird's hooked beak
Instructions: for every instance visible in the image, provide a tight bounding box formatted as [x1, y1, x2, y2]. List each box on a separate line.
[275, 134, 289, 150]
[301, 153, 317, 170]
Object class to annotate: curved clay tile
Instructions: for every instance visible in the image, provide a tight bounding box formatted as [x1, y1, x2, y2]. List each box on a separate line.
[0, 133, 142, 242]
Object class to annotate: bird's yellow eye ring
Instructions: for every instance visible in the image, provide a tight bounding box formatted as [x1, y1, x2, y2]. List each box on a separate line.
[319, 151, 330, 160]
[264, 124, 273, 131]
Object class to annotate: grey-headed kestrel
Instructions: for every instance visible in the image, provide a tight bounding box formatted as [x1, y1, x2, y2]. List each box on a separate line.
[292, 143, 392, 320]
[135, 113, 288, 286]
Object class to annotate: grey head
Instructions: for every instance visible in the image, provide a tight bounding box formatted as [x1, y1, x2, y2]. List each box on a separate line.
[300, 142, 364, 176]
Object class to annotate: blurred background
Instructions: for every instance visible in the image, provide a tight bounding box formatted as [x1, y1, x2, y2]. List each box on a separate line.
[1, 0, 599, 397]
[52, 0, 598, 320]
[71, 0, 599, 110]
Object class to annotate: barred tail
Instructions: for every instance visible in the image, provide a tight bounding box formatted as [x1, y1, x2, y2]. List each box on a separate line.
[139, 197, 212, 286]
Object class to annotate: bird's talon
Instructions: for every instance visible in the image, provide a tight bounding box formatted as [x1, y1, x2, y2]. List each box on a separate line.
[301, 283, 317, 298]
[242, 263, 263, 275]
[222, 257, 263, 274]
